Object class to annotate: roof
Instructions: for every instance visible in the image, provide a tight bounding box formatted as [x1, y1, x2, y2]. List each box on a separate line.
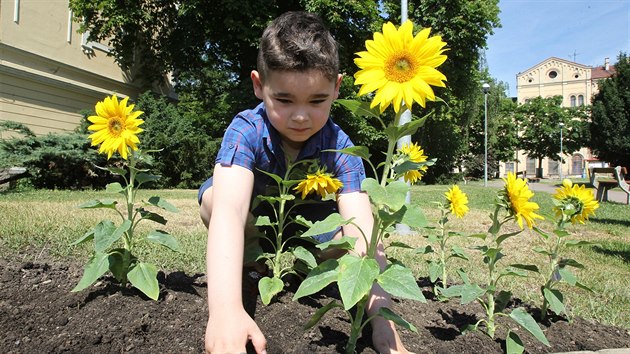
[592, 65, 616, 79]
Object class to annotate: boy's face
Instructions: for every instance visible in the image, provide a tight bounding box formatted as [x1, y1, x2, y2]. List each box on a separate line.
[251, 69, 342, 155]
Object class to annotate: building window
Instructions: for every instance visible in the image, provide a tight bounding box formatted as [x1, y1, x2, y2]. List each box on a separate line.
[548, 70, 558, 79]
[505, 162, 515, 174]
[578, 95, 584, 106]
[548, 160, 559, 175]
[572, 155, 584, 176]
[526, 158, 536, 174]
[570, 95, 576, 107]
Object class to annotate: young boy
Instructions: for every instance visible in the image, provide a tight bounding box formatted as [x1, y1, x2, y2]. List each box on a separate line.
[200, 11, 412, 354]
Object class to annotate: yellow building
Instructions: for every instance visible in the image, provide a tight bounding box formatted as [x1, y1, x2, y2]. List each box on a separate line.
[501, 57, 616, 178]
[0, 1, 171, 138]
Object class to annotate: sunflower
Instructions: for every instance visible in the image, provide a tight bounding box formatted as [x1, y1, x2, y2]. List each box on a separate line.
[354, 21, 447, 113]
[87, 95, 144, 160]
[294, 169, 343, 199]
[553, 179, 599, 224]
[445, 185, 469, 218]
[397, 142, 428, 184]
[501, 172, 544, 229]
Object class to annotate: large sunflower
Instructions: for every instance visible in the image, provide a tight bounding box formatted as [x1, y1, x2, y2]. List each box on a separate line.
[294, 169, 343, 200]
[397, 142, 428, 184]
[354, 21, 447, 113]
[553, 179, 599, 224]
[501, 172, 544, 229]
[87, 95, 144, 160]
[445, 185, 469, 218]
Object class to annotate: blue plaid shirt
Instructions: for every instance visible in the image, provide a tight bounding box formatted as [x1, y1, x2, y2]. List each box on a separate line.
[215, 103, 366, 198]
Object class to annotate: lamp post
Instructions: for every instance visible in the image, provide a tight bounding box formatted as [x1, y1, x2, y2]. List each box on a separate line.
[482, 83, 490, 187]
[558, 122, 564, 183]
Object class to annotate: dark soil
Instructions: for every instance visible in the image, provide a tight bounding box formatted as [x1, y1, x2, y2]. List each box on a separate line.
[1, 252, 629, 354]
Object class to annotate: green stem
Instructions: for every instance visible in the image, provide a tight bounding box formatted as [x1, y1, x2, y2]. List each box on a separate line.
[379, 110, 404, 187]
[486, 291, 496, 338]
[346, 297, 367, 354]
[121, 152, 137, 284]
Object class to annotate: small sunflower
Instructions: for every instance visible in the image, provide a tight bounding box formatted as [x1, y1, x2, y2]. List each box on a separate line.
[445, 185, 469, 218]
[501, 172, 544, 229]
[397, 142, 428, 184]
[87, 95, 144, 160]
[294, 169, 343, 199]
[354, 21, 447, 113]
[553, 179, 599, 224]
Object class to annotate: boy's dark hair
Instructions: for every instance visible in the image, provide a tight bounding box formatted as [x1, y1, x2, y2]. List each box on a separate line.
[257, 11, 339, 82]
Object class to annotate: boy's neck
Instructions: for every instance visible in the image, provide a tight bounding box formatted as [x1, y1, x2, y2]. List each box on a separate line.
[281, 140, 302, 163]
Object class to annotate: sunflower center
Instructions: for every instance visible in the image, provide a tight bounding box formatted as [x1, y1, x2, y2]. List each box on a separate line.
[108, 117, 125, 136]
[385, 55, 416, 83]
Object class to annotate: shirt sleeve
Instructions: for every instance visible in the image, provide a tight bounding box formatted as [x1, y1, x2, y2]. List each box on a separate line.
[330, 130, 366, 194]
[215, 116, 257, 171]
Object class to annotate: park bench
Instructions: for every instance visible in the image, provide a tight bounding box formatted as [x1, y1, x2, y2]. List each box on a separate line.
[516, 170, 540, 183]
[0, 167, 28, 189]
[589, 166, 630, 204]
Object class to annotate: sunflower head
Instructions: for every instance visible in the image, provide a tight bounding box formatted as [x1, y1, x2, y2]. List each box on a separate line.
[395, 142, 428, 184]
[500, 172, 544, 229]
[354, 21, 447, 113]
[294, 168, 343, 199]
[445, 185, 469, 218]
[87, 95, 144, 160]
[553, 179, 599, 224]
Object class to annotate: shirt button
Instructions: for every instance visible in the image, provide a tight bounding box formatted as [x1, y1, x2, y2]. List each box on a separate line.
[228, 143, 235, 149]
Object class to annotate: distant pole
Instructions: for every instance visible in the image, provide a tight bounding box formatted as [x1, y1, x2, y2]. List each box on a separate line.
[482, 83, 490, 187]
[558, 122, 564, 183]
[396, 0, 412, 234]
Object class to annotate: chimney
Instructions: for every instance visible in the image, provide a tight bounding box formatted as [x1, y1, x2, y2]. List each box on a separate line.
[605, 57, 610, 71]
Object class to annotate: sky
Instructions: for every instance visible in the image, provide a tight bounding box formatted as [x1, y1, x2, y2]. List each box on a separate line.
[485, 0, 630, 97]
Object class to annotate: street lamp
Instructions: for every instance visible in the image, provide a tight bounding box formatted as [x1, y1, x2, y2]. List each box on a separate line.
[558, 122, 564, 183]
[482, 83, 490, 187]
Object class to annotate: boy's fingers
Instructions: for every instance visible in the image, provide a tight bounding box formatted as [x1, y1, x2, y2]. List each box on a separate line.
[250, 330, 267, 354]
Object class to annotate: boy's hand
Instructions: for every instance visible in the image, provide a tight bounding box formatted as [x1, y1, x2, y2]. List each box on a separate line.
[205, 308, 267, 354]
[371, 316, 415, 354]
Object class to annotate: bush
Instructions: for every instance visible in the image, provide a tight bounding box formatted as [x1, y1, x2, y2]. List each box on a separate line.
[0, 121, 112, 189]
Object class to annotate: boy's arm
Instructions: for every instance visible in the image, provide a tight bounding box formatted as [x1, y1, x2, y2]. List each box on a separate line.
[204, 164, 266, 354]
[337, 191, 412, 354]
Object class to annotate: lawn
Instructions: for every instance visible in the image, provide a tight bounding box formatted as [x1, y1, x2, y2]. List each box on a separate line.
[0, 183, 628, 329]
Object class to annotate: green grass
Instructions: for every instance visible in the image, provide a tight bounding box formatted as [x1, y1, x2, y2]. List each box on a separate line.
[0, 183, 628, 329]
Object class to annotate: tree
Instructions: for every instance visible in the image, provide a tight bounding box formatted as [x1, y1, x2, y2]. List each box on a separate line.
[588, 53, 630, 167]
[516, 96, 586, 177]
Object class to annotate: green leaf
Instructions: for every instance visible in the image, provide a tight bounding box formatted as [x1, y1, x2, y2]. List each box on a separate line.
[146, 230, 180, 252]
[327, 146, 372, 161]
[335, 99, 380, 118]
[558, 258, 584, 269]
[70, 228, 95, 246]
[440, 284, 485, 304]
[107, 249, 127, 283]
[292, 246, 317, 269]
[338, 255, 380, 310]
[500, 268, 528, 278]
[414, 245, 434, 255]
[78, 199, 117, 210]
[361, 178, 408, 211]
[146, 196, 179, 213]
[94, 220, 131, 253]
[449, 245, 469, 260]
[128, 262, 160, 300]
[136, 172, 161, 185]
[575, 281, 594, 293]
[509, 264, 540, 273]
[509, 308, 550, 346]
[105, 166, 127, 176]
[304, 300, 343, 330]
[399, 204, 428, 228]
[553, 229, 571, 238]
[565, 240, 596, 247]
[396, 115, 429, 138]
[533, 246, 553, 256]
[315, 236, 356, 251]
[533, 226, 550, 239]
[387, 241, 414, 250]
[259, 276, 284, 305]
[378, 307, 418, 332]
[543, 287, 566, 315]
[138, 208, 167, 225]
[293, 259, 339, 300]
[428, 261, 441, 283]
[557, 267, 577, 285]
[255, 215, 275, 227]
[469, 233, 487, 240]
[71, 252, 110, 292]
[506, 330, 525, 354]
[495, 290, 512, 312]
[301, 213, 351, 238]
[106, 182, 125, 194]
[496, 230, 522, 245]
[377, 263, 426, 302]
[256, 168, 284, 185]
